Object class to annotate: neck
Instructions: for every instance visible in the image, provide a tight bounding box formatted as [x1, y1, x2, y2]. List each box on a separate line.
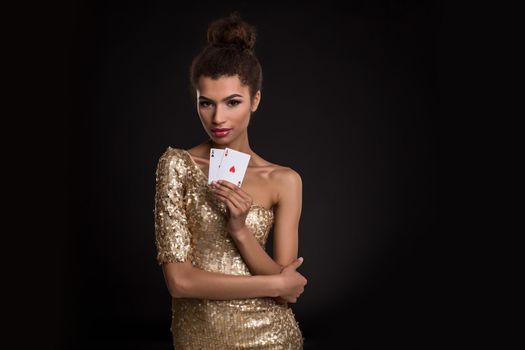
[207, 136, 252, 154]
[206, 134, 256, 165]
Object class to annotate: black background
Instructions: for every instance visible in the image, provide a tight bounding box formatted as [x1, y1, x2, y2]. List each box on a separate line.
[10, 1, 459, 349]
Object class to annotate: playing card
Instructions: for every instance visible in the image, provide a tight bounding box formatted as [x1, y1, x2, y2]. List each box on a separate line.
[216, 147, 251, 187]
[208, 148, 225, 184]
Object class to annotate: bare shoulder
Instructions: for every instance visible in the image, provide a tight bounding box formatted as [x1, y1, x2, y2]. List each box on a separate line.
[268, 164, 302, 185]
[265, 161, 302, 205]
[253, 152, 301, 183]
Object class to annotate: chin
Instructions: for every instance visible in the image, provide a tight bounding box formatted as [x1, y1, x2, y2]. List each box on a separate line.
[210, 133, 232, 142]
[212, 139, 230, 145]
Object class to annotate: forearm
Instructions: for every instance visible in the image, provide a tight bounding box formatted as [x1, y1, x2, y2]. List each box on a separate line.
[173, 264, 281, 300]
[230, 226, 283, 276]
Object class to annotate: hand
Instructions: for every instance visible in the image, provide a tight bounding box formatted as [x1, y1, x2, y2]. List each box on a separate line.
[277, 258, 307, 303]
[272, 295, 289, 305]
[210, 180, 253, 235]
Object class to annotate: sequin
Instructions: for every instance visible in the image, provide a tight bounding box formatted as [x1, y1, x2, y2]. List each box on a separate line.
[154, 146, 304, 349]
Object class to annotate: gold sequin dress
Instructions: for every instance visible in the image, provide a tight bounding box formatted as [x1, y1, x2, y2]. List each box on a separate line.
[154, 146, 304, 350]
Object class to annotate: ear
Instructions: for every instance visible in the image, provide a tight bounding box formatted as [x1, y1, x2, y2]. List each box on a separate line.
[250, 90, 261, 112]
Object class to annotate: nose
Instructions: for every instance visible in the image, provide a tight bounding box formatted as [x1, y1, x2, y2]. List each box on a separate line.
[212, 104, 227, 124]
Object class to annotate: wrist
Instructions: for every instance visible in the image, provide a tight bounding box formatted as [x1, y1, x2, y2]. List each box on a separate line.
[230, 225, 249, 240]
[271, 275, 284, 298]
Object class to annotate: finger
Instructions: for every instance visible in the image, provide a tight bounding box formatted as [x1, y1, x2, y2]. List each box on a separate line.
[289, 257, 304, 269]
[213, 193, 243, 215]
[213, 182, 242, 203]
[215, 180, 237, 191]
[214, 191, 241, 214]
[221, 191, 244, 212]
[216, 180, 253, 203]
[214, 185, 250, 211]
[214, 191, 235, 213]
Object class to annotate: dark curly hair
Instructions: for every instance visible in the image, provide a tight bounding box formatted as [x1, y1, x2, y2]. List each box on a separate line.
[189, 12, 263, 100]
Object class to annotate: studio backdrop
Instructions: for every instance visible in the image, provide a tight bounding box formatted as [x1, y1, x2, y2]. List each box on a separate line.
[67, 1, 439, 349]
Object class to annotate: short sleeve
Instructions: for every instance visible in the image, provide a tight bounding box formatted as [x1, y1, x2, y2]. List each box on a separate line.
[153, 148, 193, 265]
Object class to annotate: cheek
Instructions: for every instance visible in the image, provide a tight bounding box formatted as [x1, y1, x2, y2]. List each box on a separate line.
[233, 105, 252, 121]
[197, 111, 211, 127]
[198, 108, 212, 119]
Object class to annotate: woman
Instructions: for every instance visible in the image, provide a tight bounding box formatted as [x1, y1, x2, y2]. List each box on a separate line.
[154, 12, 307, 349]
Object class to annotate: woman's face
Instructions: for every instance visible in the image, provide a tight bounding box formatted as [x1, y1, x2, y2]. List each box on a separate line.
[196, 75, 260, 142]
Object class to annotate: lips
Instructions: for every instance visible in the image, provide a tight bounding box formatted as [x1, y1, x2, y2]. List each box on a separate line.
[211, 128, 231, 137]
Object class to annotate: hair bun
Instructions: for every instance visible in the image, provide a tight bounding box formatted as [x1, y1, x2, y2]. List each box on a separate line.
[207, 12, 256, 52]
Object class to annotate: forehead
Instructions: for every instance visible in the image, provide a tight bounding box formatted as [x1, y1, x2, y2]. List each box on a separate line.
[197, 75, 249, 98]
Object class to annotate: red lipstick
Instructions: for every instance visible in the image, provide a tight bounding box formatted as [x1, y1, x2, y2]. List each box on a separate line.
[211, 128, 231, 137]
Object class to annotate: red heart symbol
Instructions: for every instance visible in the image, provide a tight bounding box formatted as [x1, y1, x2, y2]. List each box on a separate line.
[229, 166, 236, 173]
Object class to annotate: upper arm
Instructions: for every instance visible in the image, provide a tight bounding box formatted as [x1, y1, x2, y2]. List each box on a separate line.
[272, 167, 303, 267]
[154, 148, 193, 264]
[154, 149, 195, 295]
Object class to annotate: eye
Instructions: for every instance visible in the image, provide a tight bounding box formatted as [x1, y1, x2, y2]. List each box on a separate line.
[199, 101, 212, 108]
[227, 100, 241, 107]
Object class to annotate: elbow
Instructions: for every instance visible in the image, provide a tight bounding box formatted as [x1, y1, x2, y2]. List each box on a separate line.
[162, 260, 194, 298]
[168, 276, 190, 298]
[277, 262, 284, 273]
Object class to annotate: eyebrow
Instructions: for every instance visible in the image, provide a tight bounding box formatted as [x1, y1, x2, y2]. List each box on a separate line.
[198, 94, 243, 102]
